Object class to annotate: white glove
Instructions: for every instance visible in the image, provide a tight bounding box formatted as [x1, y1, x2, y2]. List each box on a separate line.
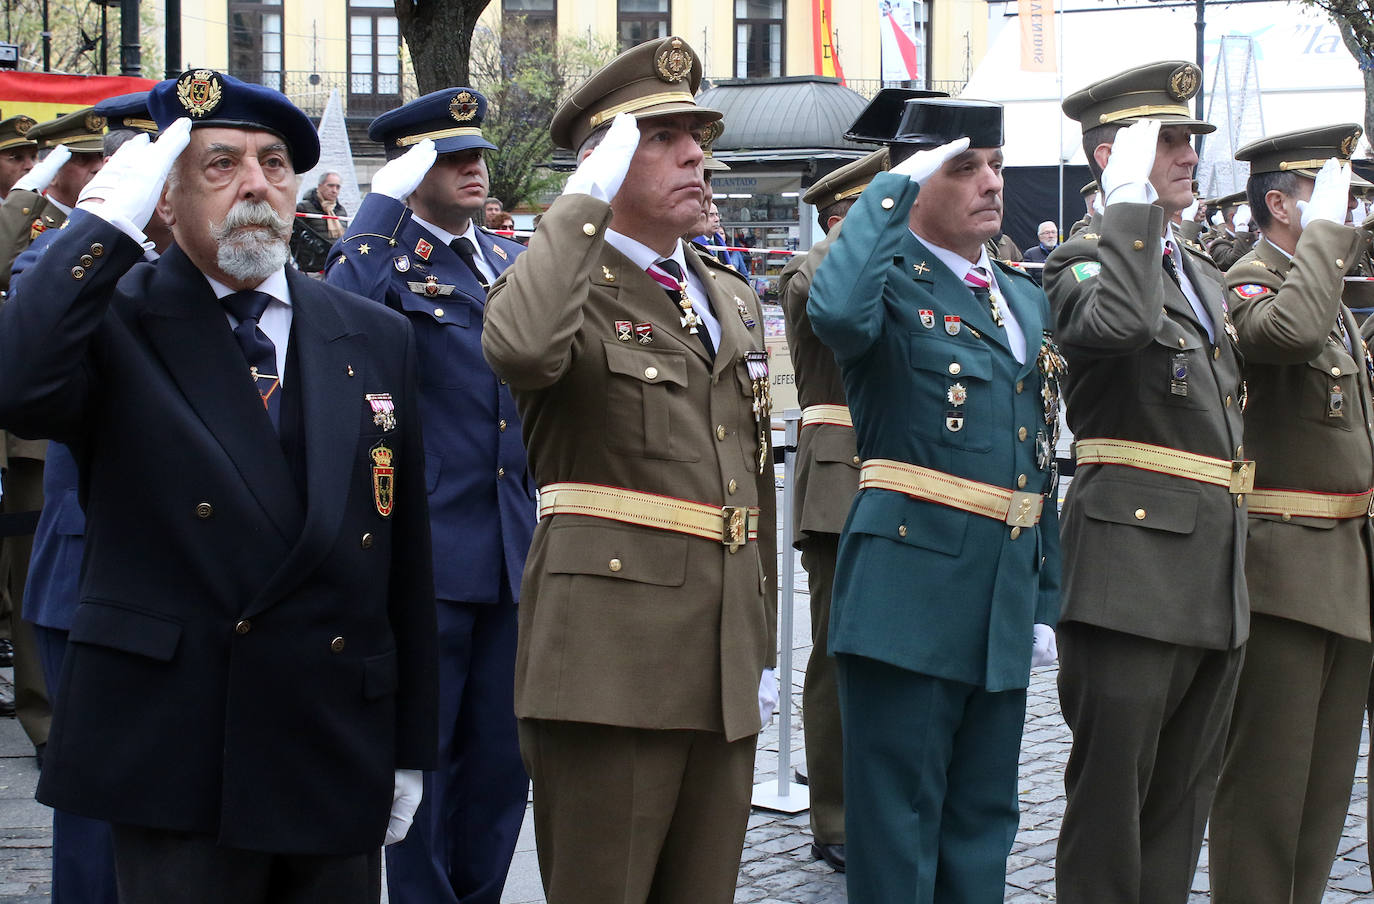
[12, 144, 71, 193]
[384, 769, 424, 845]
[1298, 158, 1352, 229]
[370, 139, 436, 201]
[1210, 209, 1224, 226]
[758, 668, 779, 730]
[563, 111, 640, 203]
[78, 117, 191, 235]
[1031, 624, 1058, 668]
[1100, 118, 1160, 207]
[1234, 204, 1252, 232]
[890, 137, 970, 186]
[1092, 191, 1105, 217]
[1182, 197, 1199, 222]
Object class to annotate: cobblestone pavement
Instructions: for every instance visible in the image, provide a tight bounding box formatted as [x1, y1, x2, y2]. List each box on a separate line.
[1, 551, 1371, 902]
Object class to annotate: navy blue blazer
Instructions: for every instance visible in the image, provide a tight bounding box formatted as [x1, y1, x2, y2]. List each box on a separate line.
[325, 193, 534, 604]
[0, 211, 438, 856]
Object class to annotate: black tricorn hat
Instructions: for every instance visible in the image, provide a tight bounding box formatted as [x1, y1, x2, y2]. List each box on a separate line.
[893, 98, 1003, 148]
[844, 88, 948, 145]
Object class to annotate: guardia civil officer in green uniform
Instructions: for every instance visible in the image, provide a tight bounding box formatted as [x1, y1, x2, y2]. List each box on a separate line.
[481, 36, 777, 904]
[1045, 61, 1249, 904]
[809, 97, 1061, 904]
[1208, 125, 1374, 904]
[777, 145, 888, 874]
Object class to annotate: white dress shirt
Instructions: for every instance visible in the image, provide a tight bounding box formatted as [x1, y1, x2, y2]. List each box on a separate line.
[604, 229, 722, 352]
[919, 235, 1027, 364]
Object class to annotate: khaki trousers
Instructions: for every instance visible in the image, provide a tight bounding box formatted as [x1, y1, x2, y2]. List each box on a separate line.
[2, 456, 49, 745]
[800, 536, 844, 844]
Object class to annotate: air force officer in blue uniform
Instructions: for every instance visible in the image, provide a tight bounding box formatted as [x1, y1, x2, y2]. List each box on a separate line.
[326, 88, 534, 904]
[809, 98, 1061, 903]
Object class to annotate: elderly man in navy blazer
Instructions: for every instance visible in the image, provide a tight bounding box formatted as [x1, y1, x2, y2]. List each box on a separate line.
[326, 88, 533, 904]
[0, 70, 438, 904]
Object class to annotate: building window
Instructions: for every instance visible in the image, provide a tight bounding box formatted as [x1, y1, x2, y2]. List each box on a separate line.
[503, 0, 557, 49]
[228, 0, 283, 91]
[618, 0, 669, 52]
[735, 0, 783, 79]
[349, 0, 402, 114]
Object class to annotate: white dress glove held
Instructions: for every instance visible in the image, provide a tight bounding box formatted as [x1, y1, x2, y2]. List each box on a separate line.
[1031, 624, 1058, 668]
[370, 139, 437, 201]
[758, 668, 779, 730]
[12, 145, 71, 194]
[1100, 119, 1160, 207]
[562, 112, 640, 203]
[385, 769, 424, 846]
[78, 118, 192, 241]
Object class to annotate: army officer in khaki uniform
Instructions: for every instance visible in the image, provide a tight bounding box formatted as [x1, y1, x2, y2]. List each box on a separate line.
[482, 36, 777, 904]
[1045, 61, 1249, 904]
[1208, 125, 1374, 904]
[777, 146, 888, 874]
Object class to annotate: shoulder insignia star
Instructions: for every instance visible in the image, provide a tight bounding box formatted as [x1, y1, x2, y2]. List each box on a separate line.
[357, 243, 371, 255]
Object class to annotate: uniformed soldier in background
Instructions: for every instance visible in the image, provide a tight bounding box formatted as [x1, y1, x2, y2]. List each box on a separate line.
[1206, 190, 1259, 269]
[482, 37, 777, 904]
[777, 146, 888, 875]
[1208, 125, 1374, 904]
[0, 115, 37, 201]
[809, 97, 1060, 903]
[1068, 180, 1099, 238]
[327, 86, 533, 904]
[1046, 61, 1248, 904]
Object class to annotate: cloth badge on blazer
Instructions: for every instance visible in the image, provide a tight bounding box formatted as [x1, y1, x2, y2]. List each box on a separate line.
[944, 315, 961, 336]
[366, 393, 396, 431]
[492, 245, 508, 261]
[946, 383, 967, 406]
[945, 411, 964, 432]
[415, 238, 434, 261]
[635, 322, 654, 345]
[736, 297, 756, 329]
[616, 320, 633, 341]
[408, 275, 455, 297]
[1070, 261, 1101, 282]
[1233, 283, 1269, 299]
[393, 255, 411, 273]
[370, 442, 395, 518]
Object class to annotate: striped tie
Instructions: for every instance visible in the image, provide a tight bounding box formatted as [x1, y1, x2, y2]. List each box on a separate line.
[964, 266, 1004, 327]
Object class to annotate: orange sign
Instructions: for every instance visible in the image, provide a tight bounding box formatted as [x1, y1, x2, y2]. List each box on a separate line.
[1018, 0, 1057, 73]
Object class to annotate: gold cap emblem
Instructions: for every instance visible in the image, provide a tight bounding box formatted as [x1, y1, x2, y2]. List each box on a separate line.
[655, 38, 693, 83]
[449, 91, 479, 122]
[85, 112, 106, 133]
[14, 116, 32, 135]
[701, 119, 724, 152]
[1168, 64, 1200, 102]
[176, 69, 224, 118]
[1342, 132, 1359, 157]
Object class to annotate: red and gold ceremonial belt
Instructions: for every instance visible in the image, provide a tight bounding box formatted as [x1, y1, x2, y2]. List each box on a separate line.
[800, 405, 853, 429]
[537, 482, 760, 552]
[1246, 487, 1374, 520]
[859, 459, 1044, 528]
[1073, 438, 1256, 495]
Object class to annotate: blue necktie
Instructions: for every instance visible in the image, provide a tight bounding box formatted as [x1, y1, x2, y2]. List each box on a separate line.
[221, 290, 281, 431]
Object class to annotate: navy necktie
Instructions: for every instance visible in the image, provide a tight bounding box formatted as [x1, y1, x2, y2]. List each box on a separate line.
[221, 290, 281, 431]
[451, 237, 490, 291]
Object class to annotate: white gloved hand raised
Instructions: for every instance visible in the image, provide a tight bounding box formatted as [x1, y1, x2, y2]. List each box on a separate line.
[1182, 196, 1199, 222]
[384, 769, 424, 845]
[12, 145, 71, 194]
[78, 117, 191, 237]
[1298, 158, 1352, 229]
[758, 667, 779, 730]
[1031, 624, 1058, 668]
[563, 112, 640, 203]
[890, 137, 970, 186]
[370, 138, 437, 201]
[1100, 118, 1160, 207]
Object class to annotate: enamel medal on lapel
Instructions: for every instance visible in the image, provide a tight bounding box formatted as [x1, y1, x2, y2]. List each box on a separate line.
[1170, 354, 1189, 397]
[371, 442, 395, 518]
[635, 323, 654, 345]
[736, 297, 755, 329]
[920, 310, 935, 329]
[366, 393, 396, 431]
[945, 315, 961, 336]
[616, 321, 633, 342]
[1329, 384, 1345, 419]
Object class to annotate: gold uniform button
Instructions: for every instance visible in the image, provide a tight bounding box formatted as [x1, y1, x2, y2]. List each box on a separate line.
[499, 419, 508, 432]
[728, 478, 738, 494]
[1009, 526, 1022, 540]
[1177, 337, 1186, 348]
[91, 243, 104, 257]
[195, 502, 213, 519]
[1017, 474, 1027, 489]
[1331, 366, 1342, 376]
[234, 620, 251, 635]
[898, 524, 908, 537]
[716, 425, 727, 441]
[583, 223, 597, 236]
[608, 558, 622, 572]
[500, 379, 507, 385]
[1213, 347, 1220, 360]
[1018, 427, 1028, 441]
[1135, 508, 1146, 520]
[434, 307, 445, 317]
[1236, 494, 1245, 508]
[1133, 240, 1145, 250]
[852, 455, 861, 465]
[1225, 395, 1232, 407]
[80, 254, 94, 267]
[644, 366, 658, 380]
[361, 532, 374, 549]
[330, 636, 346, 653]
[20, 207, 29, 215]
[1282, 513, 1292, 522]
[1016, 381, 1024, 394]
[497, 467, 506, 478]
[881, 197, 895, 210]
[71, 266, 85, 279]
[1337, 258, 1345, 268]
[948, 362, 961, 375]
[1236, 445, 1244, 458]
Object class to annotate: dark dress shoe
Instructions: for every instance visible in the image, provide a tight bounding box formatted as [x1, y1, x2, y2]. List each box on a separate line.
[793, 765, 809, 786]
[0, 692, 14, 718]
[812, 842, 846, 872]
[33, 743, 44, 771]
[0, 638, 12, 667]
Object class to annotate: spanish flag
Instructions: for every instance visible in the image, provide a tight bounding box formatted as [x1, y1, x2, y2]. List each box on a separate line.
[814, 0, 845, 82]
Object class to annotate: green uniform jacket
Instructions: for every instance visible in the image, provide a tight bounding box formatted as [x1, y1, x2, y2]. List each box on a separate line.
[778, 225, 859, 547]
[1045, 203, 1248, 650]
[1226, 224, 1374, 641]
[482, 193, 777, 743]
[809, 172, 1061, 692]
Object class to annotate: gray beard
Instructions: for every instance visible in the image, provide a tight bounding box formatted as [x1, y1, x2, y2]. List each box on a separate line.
[211, 200, 291, 282]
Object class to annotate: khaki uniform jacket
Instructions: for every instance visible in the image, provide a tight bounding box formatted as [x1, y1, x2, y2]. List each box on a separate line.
[778, 225, 858, 547]
[1045, 203, 1248, 650]
[0, 189, 63, 464]
[1207, 229, 1258, 271]
[482, 193, 777, 743]
[1226, 225, 1374, 641]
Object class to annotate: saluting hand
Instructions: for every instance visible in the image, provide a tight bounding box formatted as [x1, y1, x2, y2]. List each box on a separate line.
[890, 137, 970, 186]
[370, 138, 437, 201]
[78, 117, 192, 235]
[1100, 118, 1160, 207]
[563, 111, 640, 203]
[1298, 158, 1352, 229]
[12, 144, 71, 195]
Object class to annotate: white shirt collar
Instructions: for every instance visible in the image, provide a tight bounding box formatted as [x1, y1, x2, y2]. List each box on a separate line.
[205, 268, 292, 306]
[45, 194, 72, 216]
[915, 232, 994, 284]
[604, 229, 688, 275]
[409, 213, 462, 247]
[1261, 235, 1294, 260]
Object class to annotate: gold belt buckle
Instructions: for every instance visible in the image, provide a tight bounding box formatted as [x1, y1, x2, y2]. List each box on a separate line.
[1230, 460, 1256, 494]
[721, 506, 748, 552]
[1005, 492, 1043, 527]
